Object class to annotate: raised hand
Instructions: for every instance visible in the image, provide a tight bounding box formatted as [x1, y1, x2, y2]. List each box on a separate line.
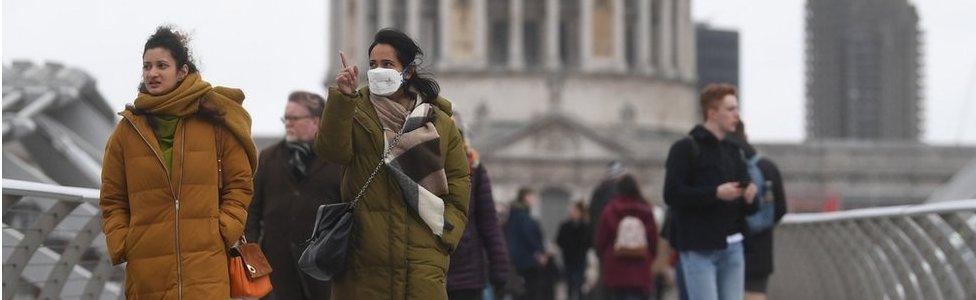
[335, 51, 359, 96]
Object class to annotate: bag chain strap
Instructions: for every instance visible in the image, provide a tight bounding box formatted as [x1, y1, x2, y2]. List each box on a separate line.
[348, 127, 406, 210]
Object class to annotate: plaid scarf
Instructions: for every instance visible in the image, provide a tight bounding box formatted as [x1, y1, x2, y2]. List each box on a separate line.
[370, 94, 451, 236]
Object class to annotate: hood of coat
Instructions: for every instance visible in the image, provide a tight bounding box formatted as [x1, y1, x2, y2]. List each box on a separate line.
[606, 196, 653, 219]
[689, 125, 721, 146]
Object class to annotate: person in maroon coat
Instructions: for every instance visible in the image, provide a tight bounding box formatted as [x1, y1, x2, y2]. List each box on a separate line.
[446, 115, 510, 300]
[596, 174, 659, 300]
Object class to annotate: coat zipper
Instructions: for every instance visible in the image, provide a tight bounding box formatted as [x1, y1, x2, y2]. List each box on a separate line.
[174, 123, 187, 299]
[123, 117, 185, 299]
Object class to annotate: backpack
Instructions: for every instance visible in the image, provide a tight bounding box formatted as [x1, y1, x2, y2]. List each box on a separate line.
[614, 215, 649, 258]
[672, 136, 774, 235]
[745, 155, 775, 234]
[660, 136, 700, 241]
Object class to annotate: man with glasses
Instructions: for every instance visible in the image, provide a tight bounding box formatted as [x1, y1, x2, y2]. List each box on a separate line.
[245, 91, 342, 299]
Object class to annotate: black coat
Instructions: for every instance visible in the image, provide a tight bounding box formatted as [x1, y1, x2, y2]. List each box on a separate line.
[744, 157, 788, 278]
[588, 178, 618, 242]
[556, 219, 591, 268]
[663, 125, 758, 251]
[245, 141, 342, 300]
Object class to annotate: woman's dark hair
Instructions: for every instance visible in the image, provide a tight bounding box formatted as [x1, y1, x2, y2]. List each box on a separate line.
[368, 28, 440, 103]
[729, 120, 757, 158]
[516, 187, 536, 204]
[144, 26, 198, 74]
[131, 26, 223, 125]
[616, 174, 646, 202]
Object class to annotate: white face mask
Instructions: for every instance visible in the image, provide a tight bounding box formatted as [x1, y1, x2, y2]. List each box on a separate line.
[367, 67, 405, 96]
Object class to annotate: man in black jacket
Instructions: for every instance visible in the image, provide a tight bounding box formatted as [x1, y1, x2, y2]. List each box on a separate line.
[664, 83, 758, 300]
[245, 91, 342, 300]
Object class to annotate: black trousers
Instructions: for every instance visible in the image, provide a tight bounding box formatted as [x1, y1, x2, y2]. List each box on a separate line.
[448, 288, 484, 300]
[517, 267, 546, 300]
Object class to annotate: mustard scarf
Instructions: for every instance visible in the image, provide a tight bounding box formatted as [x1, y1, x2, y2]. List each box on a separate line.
[134, 73, 258, 173]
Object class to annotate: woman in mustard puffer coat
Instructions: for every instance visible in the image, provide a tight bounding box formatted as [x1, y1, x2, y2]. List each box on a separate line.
[99, 26, 257, 299]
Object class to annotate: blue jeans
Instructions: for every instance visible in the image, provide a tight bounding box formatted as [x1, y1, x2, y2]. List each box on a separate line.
[678, 241, 745, 300]
[675, 258, 689, 300]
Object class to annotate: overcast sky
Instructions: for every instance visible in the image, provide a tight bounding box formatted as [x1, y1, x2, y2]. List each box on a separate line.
[4, 0, 974, 144]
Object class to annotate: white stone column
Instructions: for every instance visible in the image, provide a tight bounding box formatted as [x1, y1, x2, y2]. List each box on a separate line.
[438, 0, 451, 68]
[579, 0, 592, 71]
[612, 0, 626, 71]
[378, 0, 394, 28]
[406, 0, 421, 38]
[657, 0, 675, 78]
[544, 0, 561, 71]
[437, 0, 488, 70]
[676, 0, 696, 82]
[356, 0, 369, 65]
[474, 0, 488, 69]
[328, 0, 344, 78]
[509, 0, 525, 70]
[636, 0, 653, 74]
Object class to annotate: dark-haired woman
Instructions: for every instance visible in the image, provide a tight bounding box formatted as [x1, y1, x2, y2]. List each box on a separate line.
[99, 26, 257, 299]
[729, 121, 787, 300]
[596, 174, 659, 300]
[315, 28, 471, 299]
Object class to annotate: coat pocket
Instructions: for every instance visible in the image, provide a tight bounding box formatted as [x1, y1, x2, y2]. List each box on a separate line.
[210, 218, 226, 249]
[108, 228, 130, 265]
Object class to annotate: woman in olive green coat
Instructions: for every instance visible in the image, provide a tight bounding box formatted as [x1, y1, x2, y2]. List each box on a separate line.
[315, 29, 471, 299]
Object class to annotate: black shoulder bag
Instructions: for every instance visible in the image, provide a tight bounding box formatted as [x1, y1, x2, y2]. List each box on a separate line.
[298, 129, 405, 281]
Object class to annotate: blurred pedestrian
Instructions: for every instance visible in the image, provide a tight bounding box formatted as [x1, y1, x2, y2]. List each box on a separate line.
[588, 161, 626, 299]
[596, 174, 658, 300]
[447, 113, 510, 300]
[505, 188, 550, 300]
[590, 161, 626, 239]
[728, 121, 788, 300]
[245, 91, 341, 299]
[557, 201, 592, 300]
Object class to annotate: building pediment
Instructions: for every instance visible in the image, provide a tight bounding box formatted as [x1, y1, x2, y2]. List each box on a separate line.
[478, 113, 634, 161]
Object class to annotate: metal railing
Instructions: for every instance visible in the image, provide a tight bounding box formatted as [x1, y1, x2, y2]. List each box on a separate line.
[4, 176, 975, 299]
[769, 199, 976, 300]
[2, 179, 122, 300]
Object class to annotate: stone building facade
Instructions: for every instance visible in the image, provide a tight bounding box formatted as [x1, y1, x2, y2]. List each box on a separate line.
[320, 0, 974, 239]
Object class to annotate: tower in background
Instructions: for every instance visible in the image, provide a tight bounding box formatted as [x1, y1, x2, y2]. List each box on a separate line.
[805, 0, 922, 141]
[695, 23, 739, 118]
[695, 24, 739, 90]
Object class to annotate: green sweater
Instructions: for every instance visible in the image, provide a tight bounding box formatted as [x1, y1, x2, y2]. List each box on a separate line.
[153, 115, 180, 170]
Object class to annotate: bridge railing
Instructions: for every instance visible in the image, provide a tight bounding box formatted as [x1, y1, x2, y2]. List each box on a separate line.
[2, 179, 122, 300]
[5, 177, 975, 299]
[769, 199, 976, 300]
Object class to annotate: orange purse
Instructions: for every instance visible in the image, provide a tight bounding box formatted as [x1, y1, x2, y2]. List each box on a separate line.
[217, 126, 273, 297]
[229, 238, 273, 298]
